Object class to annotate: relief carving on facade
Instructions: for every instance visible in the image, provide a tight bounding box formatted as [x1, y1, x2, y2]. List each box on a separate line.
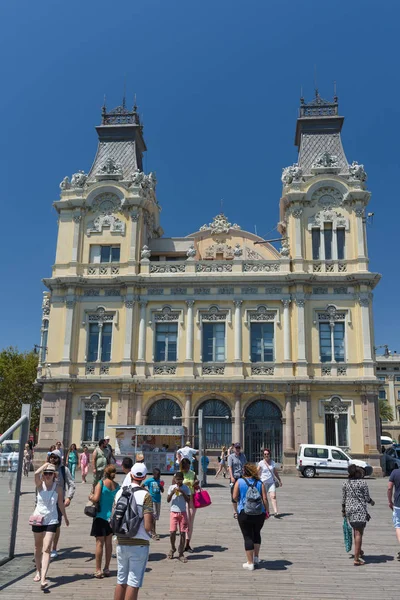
[87, 214, 125, 236]
[70, 171, 88, 188]
[248, 306, 276, 322]
[96, 157, 123, 179]
[199, 213, 241, 235]
[243, 263, 280, 272]
[311, 186, 343, 208]
[153, 306, 180, 322]
[348, 161, 367, 182]
[281, 163, 303, 185]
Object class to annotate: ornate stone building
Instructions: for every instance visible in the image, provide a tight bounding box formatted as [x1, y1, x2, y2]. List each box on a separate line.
[376, 354, 400, 441]
[37, 93, 382, 472]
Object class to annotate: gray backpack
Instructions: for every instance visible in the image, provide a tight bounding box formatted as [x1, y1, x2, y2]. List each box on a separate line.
[242, 478, 263, 515]
[110, 486, 143, 537]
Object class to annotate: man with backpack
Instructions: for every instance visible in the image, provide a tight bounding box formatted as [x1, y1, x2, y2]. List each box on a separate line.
[112, 463, 153, 600]
[47, 449, 75, 559]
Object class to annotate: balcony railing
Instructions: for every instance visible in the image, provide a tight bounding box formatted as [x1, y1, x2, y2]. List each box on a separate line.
[85, 263, 120, 276]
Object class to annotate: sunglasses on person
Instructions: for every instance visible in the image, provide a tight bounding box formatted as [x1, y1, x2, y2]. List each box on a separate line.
[264, 452, 270, 456]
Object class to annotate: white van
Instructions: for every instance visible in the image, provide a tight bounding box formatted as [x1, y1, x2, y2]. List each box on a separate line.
[297, 444, 373, 478]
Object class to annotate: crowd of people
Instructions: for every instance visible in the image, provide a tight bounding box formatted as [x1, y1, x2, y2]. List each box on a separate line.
[26, 438, 400, 597]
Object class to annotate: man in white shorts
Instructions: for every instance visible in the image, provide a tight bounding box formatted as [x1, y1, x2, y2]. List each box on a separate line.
[388, 466, 400, 561]
[114, 463, 153, 600]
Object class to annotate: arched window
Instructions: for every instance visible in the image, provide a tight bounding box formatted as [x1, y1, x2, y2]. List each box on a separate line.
[245, 400, 282, 463]
[195, 399, 232, 449]
[146, 399, 182, 426]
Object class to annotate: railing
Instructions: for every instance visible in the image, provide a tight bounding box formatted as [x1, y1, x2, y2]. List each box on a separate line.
[85, 263, 120, 276]
[0, 405, 31, 565]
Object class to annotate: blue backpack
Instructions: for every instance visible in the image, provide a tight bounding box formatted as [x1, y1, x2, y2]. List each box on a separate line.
[242, 478, 263, 515]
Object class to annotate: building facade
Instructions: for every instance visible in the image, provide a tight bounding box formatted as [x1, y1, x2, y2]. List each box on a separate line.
[36, 94, 382, 472]
[376, 354, 400, 442]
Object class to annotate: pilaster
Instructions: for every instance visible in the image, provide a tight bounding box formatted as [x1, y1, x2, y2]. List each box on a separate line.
[234, 392, 242, 445]
[135, 392, 143, 426]
[122, 297, 135, 376]
[282, 394, 296, 474]
[136, 301, 147, 377]
[184, 300, 195, 376]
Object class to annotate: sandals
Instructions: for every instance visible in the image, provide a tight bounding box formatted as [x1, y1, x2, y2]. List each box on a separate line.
[354, 558, 366, 566]
[185, 544, 194, 553]
[168, 549, 176, 559]
[93, 570, 104, 578]
[103, 568, 111, 577]
[40, 581, 49, 590]
[178, 554, 188, 563]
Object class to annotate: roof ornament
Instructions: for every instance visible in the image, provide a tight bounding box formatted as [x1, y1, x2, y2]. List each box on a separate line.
[141, 245, 151, 260]
[199, 213, 241, 235]
[60, 176, 71, 191]
[348, 161, 367, 182]
[70, 171, 88, 188]
[96, 157, 123, 181]
[311, 152, 341, 175]
[281, 164, 303, 186]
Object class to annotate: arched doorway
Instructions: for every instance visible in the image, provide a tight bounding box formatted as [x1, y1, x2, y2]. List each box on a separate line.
[195, 399, 232, 449]
[245, 400, 282, 463]
[146, 398, 182, 426]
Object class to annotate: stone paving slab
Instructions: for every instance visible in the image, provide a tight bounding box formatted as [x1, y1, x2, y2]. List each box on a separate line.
[0, 474, 399, 599]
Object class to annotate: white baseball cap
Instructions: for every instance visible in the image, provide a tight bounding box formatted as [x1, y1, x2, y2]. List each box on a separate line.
[105, 436, 110, 440]
[130, 463, 148, 480]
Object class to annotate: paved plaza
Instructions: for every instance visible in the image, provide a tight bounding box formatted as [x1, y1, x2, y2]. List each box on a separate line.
[0, 473, 399, 599]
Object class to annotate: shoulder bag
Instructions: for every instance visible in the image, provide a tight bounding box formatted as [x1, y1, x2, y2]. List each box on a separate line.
[84, 481, 103, 518]
[264, 461, 281, 488]
[347, 481, 372, 521]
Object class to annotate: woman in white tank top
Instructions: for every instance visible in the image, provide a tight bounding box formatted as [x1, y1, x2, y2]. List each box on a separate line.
[32, 462, 69, 589]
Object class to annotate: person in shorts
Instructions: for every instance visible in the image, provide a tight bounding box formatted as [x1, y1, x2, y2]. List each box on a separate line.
[143, 467, 164, 540]
[47, 449, 75, 559]
[167, 472, 190, 562]
[388, 465, 400, 561]
[114, 463, 153, 600]
[228, 443, 247, 517]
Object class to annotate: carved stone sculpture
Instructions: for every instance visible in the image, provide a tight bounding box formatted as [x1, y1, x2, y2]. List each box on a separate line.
[141, 245, 151, 260]
[60, 176, 71, 191]
[98, 157, 122, 176]
[71, 171, 88, 188]
[280, 238, 290, 257]
[281, 164, 303, 185]
[348, 161, 367, 182]
[186, 245, 196, 258]
[233, 244, 243, 257]
[312, 152, 339, 169]
[199, 213, 237, 235]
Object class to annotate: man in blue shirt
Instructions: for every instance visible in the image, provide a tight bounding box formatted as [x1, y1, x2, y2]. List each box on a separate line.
[388, 466, 400, 561]
[143, 468, 164, 540]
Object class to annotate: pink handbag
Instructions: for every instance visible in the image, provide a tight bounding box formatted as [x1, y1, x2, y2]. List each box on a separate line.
[193, 489, 212, 509]
[29, 514, 44, 526]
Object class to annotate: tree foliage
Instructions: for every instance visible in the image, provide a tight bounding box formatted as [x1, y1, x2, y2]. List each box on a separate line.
[0, 347, 41, 436]
[379, 398, 394, 422]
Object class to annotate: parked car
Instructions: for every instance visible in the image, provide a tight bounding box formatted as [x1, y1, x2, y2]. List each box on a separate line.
[297, 444, 373, 478]
[0, 441, 20, 472]
[385, 445, 400, 474]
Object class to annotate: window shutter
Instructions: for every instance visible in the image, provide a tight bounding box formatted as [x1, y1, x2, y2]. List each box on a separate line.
[90, 245, 101, 263]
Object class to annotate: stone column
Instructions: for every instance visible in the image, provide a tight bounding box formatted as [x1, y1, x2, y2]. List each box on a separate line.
[233, 300, 243, 362]
[295, 298, 307, 376]
[359, 296, 373, 376]
[362, 393, 382, 476]
[138, 301, 147, 361]
[355, 208, 366, 258]
[185, 300, 195, 361]
[129, 212, 139, 263]
[118, 386, 130, 428]
[184, 393, 192, 436]
[71, 214, 81, 264]
[135, 392, 143, 426]
[282, 299, 291, 362]
[388, 375, 397, 416]
[62, 298, 75, 372]
[292, 208, 303, 259]
[234, 393, 242, 445]
[122, 299, 134, 375]
[283, 394, 297, 474]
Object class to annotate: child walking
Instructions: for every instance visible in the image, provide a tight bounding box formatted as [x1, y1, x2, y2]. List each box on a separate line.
[79, 446, 89, 483]
[143, 467, 164, 540]
[167, 472, 190, 562]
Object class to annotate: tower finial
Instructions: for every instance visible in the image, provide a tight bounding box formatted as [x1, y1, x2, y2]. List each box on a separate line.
[314, 65, 318, 97]
[122, 76, 126, 109]
[333, 80, 338, 103]
[133, 93, 137, 112]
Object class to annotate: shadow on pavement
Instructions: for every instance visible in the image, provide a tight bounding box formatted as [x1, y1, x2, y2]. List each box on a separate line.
[258, 559, 292, 570]
[271, 513, 293, 519]
[364, 555, 394, 564]
[194, 545, 228, 553]
[186, 554, 213, 560]
[48, 573, 94, 589]
[148, 553, 167, 561]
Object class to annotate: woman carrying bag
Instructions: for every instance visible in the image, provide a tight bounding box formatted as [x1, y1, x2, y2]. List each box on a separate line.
[257, 448, 282, 517]
[342, 464, 375, 566]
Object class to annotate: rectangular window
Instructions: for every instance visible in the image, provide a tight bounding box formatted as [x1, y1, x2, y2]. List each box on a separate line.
[396, 376, 400, 382]
[337, 228, 345, 260]
[312, 229, 320, 260]
[84, 410, 105, 442]
[88, 322, 113, 362]
[202, 323, 225, 362]
[377, 376, 386, 381]
[319, 323, 332, 362]
[319, 322, 345, 363]
[155, 323, 178, 362]
[325, 413, 348, 446]
[101, 323, 112, 362]
[100, 246, 120, 263]
[250, 323, 274, 362]
[397, 390, 400, 400]
[333, 322, 345, 362]
[88, 323, 99, 362]
[379, 389, 387, 400]
[324, 224, 333, 260]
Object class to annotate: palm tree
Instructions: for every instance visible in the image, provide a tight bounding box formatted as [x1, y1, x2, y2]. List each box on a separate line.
[379, 399, 394, 422]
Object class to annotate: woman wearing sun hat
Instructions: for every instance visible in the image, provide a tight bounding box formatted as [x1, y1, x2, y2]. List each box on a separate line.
[32, 462, 69, 590]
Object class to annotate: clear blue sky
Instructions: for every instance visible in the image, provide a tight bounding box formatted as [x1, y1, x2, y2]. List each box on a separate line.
[1, 0, 399, 353]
